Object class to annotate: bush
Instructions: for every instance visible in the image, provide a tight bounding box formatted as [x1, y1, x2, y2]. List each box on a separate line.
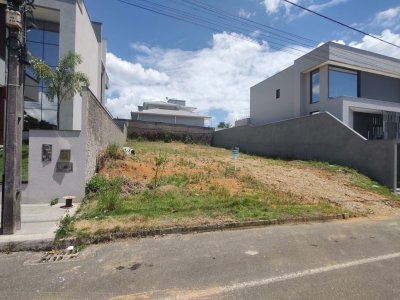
[183, 135, 193, 144]
[86, 175, 124, 195]
[86, 175, 109, 194]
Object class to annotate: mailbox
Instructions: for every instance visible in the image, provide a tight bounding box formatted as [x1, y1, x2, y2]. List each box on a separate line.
[56, 149, 73, 173]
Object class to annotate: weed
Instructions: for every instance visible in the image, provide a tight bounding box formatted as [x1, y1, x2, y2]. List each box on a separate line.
[86, 175, 109, 195]
[153, 152, 167, 188]
[49, 198, 59, 206]
[159, 174, 190, 187]
[176, 157, 196, 168]
[55, 214, 75, 239]
[106, 144, 124, 160]
[222, 165, 237, 178]
[97, 189, 121, 213]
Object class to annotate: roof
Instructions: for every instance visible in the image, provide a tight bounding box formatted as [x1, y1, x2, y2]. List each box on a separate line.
[132, 109, 211, 119]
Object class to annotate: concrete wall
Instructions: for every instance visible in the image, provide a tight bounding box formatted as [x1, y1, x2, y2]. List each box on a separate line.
[135, 114, 206, 127]
[250, 66, 296, 125]
[360, 72, 400, 103]
[83, 89, 127, 181]
[117, 120, 213, 144]
[213, 112, 397, 189]
[24, 88, 127, 203]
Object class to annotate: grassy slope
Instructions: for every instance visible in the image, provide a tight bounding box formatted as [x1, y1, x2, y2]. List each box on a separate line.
[72, 140, 374, 237]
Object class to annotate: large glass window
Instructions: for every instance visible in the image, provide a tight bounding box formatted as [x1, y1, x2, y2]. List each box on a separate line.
[329, 66, 358, 98]
[24, 21, 59, 127]
[310, 69, 320, 103]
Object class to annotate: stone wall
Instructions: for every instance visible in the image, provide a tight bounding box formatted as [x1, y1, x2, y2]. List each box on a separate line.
[83, 89, 127, 181]
[213, 112, 398, 189]
[116, 119, 213, 144]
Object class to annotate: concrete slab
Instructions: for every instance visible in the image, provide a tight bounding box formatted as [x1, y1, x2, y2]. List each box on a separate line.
[0, 203, 79, 251]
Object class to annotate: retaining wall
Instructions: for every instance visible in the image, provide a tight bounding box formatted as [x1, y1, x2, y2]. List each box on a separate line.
[212, 112, 397, 189]
[116, 119, 213, 144]
[84, 90, 127, 181]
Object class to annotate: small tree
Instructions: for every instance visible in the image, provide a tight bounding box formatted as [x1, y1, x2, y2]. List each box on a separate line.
[217, 121, 231, 128]
[30, 52, 90, 129]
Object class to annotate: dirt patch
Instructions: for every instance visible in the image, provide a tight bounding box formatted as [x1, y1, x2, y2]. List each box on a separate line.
[96, 142, 400, 218]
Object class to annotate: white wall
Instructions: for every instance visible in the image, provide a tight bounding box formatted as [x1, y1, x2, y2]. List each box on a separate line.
[23, 130, 87, 203]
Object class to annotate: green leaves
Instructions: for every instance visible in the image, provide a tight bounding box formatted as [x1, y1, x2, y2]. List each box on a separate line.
[30, 51, 90, 103]
[29, 51, 90, 128]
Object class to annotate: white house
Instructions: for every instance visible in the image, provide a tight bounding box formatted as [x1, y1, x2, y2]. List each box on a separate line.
[132, 98, 211, 127]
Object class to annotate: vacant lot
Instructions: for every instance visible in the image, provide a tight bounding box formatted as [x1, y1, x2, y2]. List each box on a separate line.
[71, 140, 399, 237]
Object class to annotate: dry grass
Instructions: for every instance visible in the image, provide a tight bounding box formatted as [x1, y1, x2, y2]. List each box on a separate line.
[72, 140, 400, 237]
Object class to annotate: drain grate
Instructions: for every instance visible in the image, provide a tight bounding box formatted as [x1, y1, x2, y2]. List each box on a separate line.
[39, 246, 79, 263]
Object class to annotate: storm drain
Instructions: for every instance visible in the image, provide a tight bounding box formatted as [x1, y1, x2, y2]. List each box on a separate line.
[39, 246, 79, 263]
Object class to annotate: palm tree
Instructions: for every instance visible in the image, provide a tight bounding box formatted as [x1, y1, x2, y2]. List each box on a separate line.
[30, 51, 90, 129]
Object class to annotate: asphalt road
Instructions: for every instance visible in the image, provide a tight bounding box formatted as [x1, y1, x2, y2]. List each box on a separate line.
[1, 217, 400, 299]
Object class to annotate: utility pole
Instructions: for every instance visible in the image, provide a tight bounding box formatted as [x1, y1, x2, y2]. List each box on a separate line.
[1, 0, 34, 234]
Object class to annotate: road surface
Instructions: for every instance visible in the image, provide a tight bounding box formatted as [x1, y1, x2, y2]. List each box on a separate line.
[1, 217, 400, 299]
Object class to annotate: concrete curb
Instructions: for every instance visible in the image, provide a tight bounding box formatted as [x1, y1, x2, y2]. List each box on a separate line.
[0, 213, 350, 252]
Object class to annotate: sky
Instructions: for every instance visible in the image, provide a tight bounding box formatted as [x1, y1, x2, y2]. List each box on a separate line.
[84, 0, 400, 126]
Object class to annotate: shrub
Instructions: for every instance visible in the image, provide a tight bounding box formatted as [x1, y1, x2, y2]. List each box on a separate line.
[86, 175, 109, 195]
[183, 135, 193, 144]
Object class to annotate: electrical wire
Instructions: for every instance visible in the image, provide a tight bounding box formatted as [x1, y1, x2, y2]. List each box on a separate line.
[113, 0, 399, 73]
[283, 0, 400, 49]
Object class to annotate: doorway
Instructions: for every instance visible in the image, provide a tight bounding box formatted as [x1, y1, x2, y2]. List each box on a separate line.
[353, 112, 383, 140]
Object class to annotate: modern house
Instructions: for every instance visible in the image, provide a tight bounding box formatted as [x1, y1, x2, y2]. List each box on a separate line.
[0, 0, 126, 203]
[214, 42, 400, 190]
[132, 98, 211, 127]
[250, 42, 400, 140]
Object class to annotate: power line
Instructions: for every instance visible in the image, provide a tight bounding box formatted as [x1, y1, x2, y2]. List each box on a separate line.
[113, 0, 398, 73]
[283, 0, 400, 49]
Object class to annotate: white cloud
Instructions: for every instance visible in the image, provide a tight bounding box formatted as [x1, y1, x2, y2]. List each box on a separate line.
[238, 8, 256, 19]
[348, 29, 400, 59]
[105, 32, 306, 123]
[372, 6, 400, 32]
[261, 0, 347, 20]
[261, 0, 282, 14]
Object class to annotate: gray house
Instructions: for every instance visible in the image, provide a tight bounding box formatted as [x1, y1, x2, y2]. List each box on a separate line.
[132, 98, 210, 127]
[250, 42, 400, 140]
[214, 42, 400, 190]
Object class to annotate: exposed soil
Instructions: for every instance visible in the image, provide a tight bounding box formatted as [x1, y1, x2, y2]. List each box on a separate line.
[98, 142, 400, 218]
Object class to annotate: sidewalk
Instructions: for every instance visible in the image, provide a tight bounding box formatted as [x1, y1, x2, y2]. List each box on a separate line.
[0, 203, 79, 252]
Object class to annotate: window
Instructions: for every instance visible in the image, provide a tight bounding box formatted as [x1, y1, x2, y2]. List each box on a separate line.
[310, 69, 320, 103]
[276, 89, 280, 99]
[24, 21, 60, 127]
[329, 66, 358, 98]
